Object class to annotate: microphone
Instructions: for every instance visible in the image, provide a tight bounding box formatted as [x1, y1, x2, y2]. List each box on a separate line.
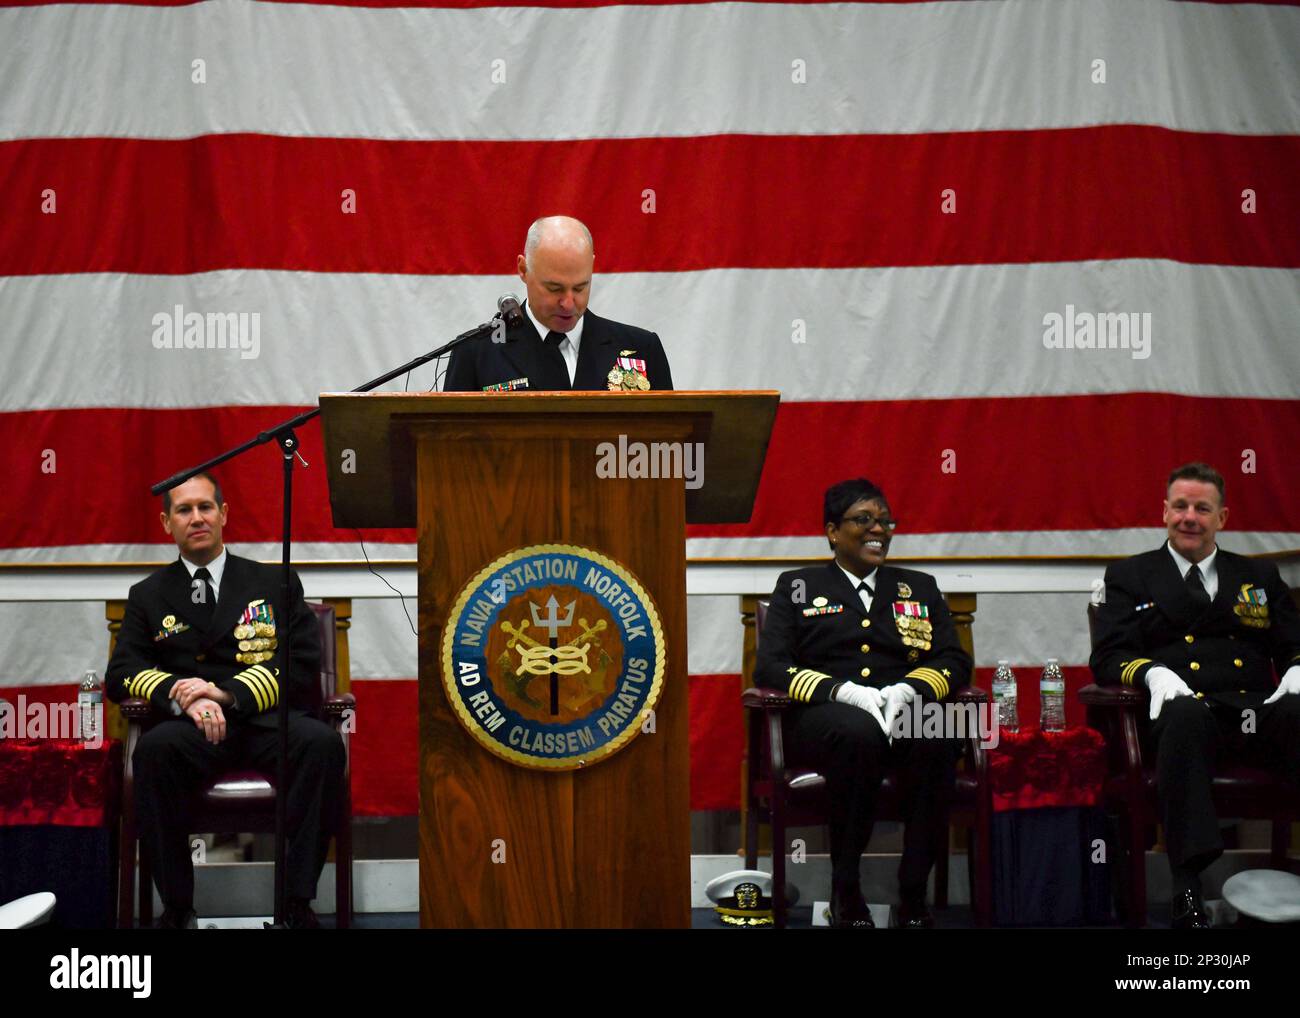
[496, 293, 524, 327]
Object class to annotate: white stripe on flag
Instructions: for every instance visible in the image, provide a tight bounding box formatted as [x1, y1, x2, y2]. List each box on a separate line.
[1, 0, 1297, 141]
[3, 262, 1297, 411]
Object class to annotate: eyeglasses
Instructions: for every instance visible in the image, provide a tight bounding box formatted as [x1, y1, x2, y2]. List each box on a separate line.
[840, 513, 898, 532]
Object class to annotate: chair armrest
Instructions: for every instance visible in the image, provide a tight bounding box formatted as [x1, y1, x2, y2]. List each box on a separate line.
[323, 693, 356, 718]
[1079, 684, 1148, 780]
[953, 686, 988, 704]
[742, 687, 792, 710]
[119, 697, 152, 721]
[1078, 683, 1145, 710]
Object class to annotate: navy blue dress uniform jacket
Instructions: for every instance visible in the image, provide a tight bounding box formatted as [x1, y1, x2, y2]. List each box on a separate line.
[106, 554, 322, 727]
[443, 308, 673, 392]
[755, 561, 972, 705]
[1090, 546, 1300, 708]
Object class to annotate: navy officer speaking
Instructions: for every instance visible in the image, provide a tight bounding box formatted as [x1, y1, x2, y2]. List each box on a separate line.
[444, 215, 673, 393]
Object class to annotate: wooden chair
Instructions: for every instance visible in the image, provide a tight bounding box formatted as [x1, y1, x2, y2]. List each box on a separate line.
[112, 601, 355, 928]
[1080, 600, 1300, 928]
[742, 597, 993, 928]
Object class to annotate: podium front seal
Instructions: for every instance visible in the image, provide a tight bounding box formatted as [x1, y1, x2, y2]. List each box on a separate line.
[441, 544, 666, 770]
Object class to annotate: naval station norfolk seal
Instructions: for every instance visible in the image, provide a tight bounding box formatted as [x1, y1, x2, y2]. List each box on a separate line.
[441, 544, 666, 770]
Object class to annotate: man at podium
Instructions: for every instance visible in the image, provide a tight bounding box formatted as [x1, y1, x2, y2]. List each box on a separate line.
[755, 478, 972, 928]
[444, 215, 673, 392]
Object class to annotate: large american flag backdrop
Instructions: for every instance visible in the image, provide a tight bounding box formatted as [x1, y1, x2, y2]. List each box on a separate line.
[2, 0, 1297, 814]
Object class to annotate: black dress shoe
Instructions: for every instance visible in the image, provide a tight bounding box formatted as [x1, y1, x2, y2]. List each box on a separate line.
[155, 907, 197, 930]
[829, 889, 875, 929]
[895, 900, 935, 929]
[1170, 888, 1211, 929]
[284, 898, 322, 930]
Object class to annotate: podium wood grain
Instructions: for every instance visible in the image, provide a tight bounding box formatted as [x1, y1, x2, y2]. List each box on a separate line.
[416, 418, 692, 928]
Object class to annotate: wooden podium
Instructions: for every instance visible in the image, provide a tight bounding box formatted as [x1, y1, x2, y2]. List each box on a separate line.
[319, 391, 778, 927]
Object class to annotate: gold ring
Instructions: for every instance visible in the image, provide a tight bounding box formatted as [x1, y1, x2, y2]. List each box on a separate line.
[202, 711, 212, 719]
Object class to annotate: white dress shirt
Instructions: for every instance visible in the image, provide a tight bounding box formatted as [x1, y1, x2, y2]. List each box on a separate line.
[180, 546, 227, 602]
[836, 563, 877, 613]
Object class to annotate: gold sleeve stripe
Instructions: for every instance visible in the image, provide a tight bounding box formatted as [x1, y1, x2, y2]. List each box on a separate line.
[1120, 658, 1153, 686]
[245, 665, 279, 710]
[905, 667, 949, 700]
[126, 669, 172, 699]
[235, 665, 279, 712]
[789, 669, 830, 703]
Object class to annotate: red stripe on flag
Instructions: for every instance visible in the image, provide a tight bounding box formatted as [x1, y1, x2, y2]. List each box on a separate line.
[2, 393, 1298, 549]
[695, 393, 1300, 539]
[3, 128, 1296, 276]
[347, 678, 419, 816]
[689, 672, 744, 811]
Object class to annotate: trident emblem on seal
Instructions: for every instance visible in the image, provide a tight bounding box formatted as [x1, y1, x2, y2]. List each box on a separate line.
[532, 596, 575, 715]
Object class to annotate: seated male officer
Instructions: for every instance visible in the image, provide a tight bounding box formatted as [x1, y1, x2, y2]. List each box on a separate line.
[1091, 462, 1300, 928]
[444, 215, 672, 392]
[106, 472, 345, 929]
[755, 477, 972, 928]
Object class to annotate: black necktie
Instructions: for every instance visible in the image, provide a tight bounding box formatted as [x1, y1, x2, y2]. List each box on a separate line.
[1185, 564, 1211, 607]
[193, 566, 216, 623]
[857, 581, 874, 607]
[541, 330, 570, 385]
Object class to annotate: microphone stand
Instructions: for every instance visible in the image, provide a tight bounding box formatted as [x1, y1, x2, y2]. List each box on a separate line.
[150, 312, 505, 928]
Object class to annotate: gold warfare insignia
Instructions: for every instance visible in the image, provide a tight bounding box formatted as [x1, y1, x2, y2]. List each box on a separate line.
[442, 544, 666, 770]
[812, 597, 828, 607]
[897, 582, 912, 598]
[162, 615, 176, 629]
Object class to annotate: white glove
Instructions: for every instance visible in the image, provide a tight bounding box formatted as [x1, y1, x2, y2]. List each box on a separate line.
[1263, 665, 1300, 704]
[834, 682, 887, 735]
[1145, 666, 1194, 721]
[880, 682, 920, 741]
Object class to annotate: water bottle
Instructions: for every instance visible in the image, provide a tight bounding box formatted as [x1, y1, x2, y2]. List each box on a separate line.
[1039, 658, 1066, 732]
[991, 660, 1019, 733]
[78, 670, 103, 744]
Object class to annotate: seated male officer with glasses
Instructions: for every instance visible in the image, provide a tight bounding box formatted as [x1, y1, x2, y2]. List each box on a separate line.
[756, 478, 972, 928]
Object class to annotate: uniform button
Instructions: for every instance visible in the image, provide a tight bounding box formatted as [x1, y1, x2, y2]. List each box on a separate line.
[861, 619, 870, 628]
[1190, 661, 1200, 671]
[1234, 659, 1243, 668]
[1184, 635, 1194, 644]
[860, 644, 871, 654]
[196, 653, 206, 662]
[860, 668, 871, 678]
